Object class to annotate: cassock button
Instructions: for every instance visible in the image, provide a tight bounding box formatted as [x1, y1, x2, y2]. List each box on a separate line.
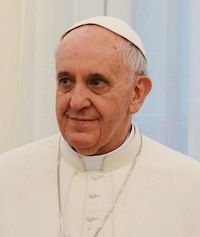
[91, 174, 104, 181]
[86, 216, 99, 222]
[89, 193, 100, 199]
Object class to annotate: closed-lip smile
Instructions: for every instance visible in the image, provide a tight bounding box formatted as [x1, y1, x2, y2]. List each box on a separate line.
[67, 116, 98, 121]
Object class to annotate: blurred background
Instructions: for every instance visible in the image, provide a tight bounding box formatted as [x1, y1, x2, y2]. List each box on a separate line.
[0, 0, 200, 160]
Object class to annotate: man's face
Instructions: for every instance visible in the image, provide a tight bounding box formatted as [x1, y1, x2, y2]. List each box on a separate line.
[56, 26, 140, 155]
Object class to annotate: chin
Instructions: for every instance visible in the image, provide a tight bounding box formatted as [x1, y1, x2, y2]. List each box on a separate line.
[72, 143, 99, 156]
[66, 134, 99, 155]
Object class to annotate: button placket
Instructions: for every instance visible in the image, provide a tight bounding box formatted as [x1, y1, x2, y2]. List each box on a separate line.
[83, 171, 111, 237]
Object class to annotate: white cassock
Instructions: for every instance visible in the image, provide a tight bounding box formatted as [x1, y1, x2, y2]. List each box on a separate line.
[1, 124, 200, 237]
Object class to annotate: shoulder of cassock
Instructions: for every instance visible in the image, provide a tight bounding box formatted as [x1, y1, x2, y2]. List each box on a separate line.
[0, 134, 60, 168]
[0, 133, 200, 179]
[1, 133, 200, 234]
[0, 134, 60, 189]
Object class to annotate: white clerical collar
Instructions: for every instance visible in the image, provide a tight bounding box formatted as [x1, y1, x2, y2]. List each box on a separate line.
[60, 123, 142, 172]
[78, 125, 135, 171]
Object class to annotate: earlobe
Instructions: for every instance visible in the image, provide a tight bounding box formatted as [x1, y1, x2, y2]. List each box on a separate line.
[129, 75, 152, 114]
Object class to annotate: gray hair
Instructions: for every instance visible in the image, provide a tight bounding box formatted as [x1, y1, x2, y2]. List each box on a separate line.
[122, 41, 148, 78]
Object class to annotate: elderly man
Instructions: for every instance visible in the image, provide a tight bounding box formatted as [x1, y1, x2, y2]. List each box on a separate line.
[0, 16, 200, 237]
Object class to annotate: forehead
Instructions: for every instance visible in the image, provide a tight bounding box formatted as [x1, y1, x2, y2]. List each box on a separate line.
[57, 25, 127, 58]
[56, 25, 130, 77]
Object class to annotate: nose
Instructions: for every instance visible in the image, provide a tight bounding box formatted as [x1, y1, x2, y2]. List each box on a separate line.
[69, 85, 91, 111]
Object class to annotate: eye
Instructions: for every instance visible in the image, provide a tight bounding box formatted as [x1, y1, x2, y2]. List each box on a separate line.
[88, 74, 110, 94]
[89, 77, 106, 87]
[57, 76, 73, 92]
[59, 77, 72, 86]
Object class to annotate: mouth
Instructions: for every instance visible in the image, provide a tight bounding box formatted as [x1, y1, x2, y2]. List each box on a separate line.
[67, 115, 98, 123]
[67, 116, 98, 122]
[66, 116, 99, 130]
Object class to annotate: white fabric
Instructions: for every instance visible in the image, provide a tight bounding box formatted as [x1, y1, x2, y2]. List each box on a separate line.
[64, 124, 135, 171]
[60, 125, 140, 172]
[1, 126, 200, 236]
[61, 15, 147, 58]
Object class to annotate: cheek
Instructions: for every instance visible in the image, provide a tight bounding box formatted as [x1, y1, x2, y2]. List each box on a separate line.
[105, 96, 129, 116]
[56, 93, 69, 118]
[101, 98, 130, 128]
[98, 103, 120, 132]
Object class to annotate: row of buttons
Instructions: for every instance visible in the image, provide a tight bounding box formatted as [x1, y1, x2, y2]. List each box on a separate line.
[83, 172, 112, 236]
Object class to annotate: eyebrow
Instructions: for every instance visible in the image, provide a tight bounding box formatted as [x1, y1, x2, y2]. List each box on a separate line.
[88, 73, 108, 80]
[56, 71, 110, 83]
[56, 71, 73, 80]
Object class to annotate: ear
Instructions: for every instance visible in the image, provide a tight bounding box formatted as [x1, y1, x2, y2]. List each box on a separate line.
[129, 75, 152, 114]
